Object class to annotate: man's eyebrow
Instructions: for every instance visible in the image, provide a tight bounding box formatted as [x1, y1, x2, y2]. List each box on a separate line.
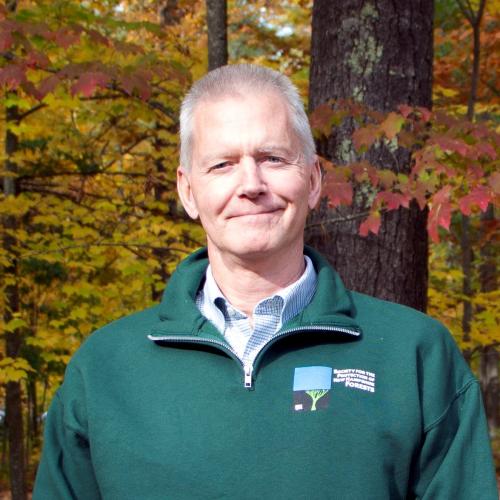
[255, 145, 295, 156]
[199, 152, 238, 166]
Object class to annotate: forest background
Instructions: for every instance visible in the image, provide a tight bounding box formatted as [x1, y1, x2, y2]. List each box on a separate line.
[0, 0, 498, 497]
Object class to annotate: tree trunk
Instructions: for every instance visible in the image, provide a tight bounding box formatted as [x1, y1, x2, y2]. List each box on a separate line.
[460, 214, 473, 364]
[479, 205, 498, 433]
[3, 105, 27, 499]
[206, 0, 228, 70]
[308, 0, 433, 311]
[3, 3, 27, 497]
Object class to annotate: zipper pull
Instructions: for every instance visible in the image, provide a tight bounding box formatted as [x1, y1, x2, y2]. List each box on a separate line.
[244, 364, 254, 389]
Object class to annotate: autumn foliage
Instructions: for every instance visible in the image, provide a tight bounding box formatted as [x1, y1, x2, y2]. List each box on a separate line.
[310, 101, 499, 242]
[0, 0, 498, 492]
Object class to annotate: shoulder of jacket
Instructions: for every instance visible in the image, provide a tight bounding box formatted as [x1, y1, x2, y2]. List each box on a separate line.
[70, 305, 160, 364]
[350, 290, 449, 339]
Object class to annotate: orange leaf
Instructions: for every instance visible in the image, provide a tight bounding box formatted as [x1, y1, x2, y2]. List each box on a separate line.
[352, 124, 379, 151]
[489, 172, 500, 195]
[380, 112, 405, 140]
[309, 103, 334, 137]
[359, 212, 381, 237]
[427, 186, 452, 243]
[323, 180, 353, 207]
[376, 191, 410, 211]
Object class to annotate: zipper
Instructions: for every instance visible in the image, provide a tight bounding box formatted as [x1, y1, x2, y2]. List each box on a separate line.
[148, 324, 360, 390]
[244, 364, 253, 388]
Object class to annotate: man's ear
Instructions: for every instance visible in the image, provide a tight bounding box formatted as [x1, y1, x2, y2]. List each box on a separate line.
[177, 166, 199, 219]
[308, 156, 322, 209]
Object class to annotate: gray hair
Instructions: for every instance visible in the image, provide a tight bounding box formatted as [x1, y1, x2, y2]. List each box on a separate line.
[179, 64, 316, 170]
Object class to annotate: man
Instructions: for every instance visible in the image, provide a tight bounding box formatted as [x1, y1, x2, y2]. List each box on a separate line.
[34, 64, 497, 499]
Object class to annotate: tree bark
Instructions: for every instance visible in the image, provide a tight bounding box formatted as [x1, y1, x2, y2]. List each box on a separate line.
[460, 214, 473, 364]
[479, 205, 498, 433]
[308, 0, 433, 311]
[3, 106, 27, 500]
[2, 5, 27, 498]
[206, 0, 228, 70]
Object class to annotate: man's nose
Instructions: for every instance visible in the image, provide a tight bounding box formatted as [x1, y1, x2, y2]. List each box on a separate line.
[236, 157, 267, 198]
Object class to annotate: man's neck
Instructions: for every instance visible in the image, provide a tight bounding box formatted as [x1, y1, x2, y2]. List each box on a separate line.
[207, 244, 306, 319]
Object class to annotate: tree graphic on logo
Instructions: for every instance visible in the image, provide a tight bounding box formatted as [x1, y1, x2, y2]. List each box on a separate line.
[305, 389, 329, 411]
[293, 366, 332, 412]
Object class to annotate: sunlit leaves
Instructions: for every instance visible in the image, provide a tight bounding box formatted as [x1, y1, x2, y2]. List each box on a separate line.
[0, 0, 202, 415]
[313, 101, 499, 243]
[0, 358, 35, 383]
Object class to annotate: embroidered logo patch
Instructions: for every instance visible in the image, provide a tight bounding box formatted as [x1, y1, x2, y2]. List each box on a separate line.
[333, 368, 376, 393]
[292, 366, 332, 412]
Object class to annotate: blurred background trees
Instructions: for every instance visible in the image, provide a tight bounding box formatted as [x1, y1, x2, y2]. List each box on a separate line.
[0, 0, 498, 496]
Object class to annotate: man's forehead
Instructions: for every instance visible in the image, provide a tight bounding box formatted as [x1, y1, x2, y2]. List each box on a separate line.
[193, 88, 287, 116]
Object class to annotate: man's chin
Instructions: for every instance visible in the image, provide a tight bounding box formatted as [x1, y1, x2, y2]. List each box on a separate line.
[209, 238, 298, 263]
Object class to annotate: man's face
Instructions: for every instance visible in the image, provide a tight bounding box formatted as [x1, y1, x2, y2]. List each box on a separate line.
[177, 90, 321, 263]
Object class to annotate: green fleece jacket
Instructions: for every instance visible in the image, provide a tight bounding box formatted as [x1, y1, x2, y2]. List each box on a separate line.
[33, 248, 497, 500]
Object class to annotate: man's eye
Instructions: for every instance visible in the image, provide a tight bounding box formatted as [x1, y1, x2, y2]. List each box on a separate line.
[263, 156, 285, 164]
[209, 162, 231, 171]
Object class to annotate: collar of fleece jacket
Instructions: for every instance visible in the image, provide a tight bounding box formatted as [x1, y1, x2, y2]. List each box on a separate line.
[149, 246, 362, 340]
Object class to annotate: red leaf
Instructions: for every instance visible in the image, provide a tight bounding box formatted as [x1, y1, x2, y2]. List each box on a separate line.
[434, 163, 457, 177]
[37, 75, 60, 98]
[427, 186, 452, 243]
[434, 136, 471, 158]
[476, 142, 497, 160]
[470, 124, 490, 141]
[21, 81, 42, 100]
[489, 172, 500, 195]
[0, 64, 26, 89]
[309, 103, 334, 137]
[352, 124, 380, 151]
[380, 112, 405, 140]
[367, 165, 379, 186]
[86, 29, 110, 46]
[113, 40, 144, 55]
[350, 161, 374, 183]
[26, 51, 51, 69]
[0, 30, 13, 51]
[409, 181, 428, 210]
[53, 28, 81, 49]
[417, 107, 432, 122]
[71, 72, 111, 97]
[322, 164, 352, 207]
[359, 212, 381, 237]
[398, 104, 413, 119]
[377, 169, 396, 189]
[376, 191, 410, 211]
[458, 186, 492, 216]
[324, 180, 353, 207]
[22, 21, 50, 38]
[120, 72, 152, 100]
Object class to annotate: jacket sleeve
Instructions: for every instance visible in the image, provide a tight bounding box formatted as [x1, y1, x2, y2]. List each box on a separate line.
[411, 380, 498, 499]
[33, 369, 101, 499]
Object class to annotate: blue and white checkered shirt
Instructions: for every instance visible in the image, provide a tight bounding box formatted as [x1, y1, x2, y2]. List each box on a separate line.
[196, 256, 317, 367]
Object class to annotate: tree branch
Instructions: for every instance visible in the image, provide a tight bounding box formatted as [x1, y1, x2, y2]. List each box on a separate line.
[18, 104, 47, 122]
[306, 210, 372, 230]
[23, 242, 192, 257]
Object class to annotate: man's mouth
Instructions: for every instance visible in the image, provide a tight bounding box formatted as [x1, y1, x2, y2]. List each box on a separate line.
[228, 208, 283, 219]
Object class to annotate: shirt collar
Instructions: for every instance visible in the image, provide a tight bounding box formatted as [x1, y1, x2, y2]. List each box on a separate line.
[201, 256, 317, 332]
